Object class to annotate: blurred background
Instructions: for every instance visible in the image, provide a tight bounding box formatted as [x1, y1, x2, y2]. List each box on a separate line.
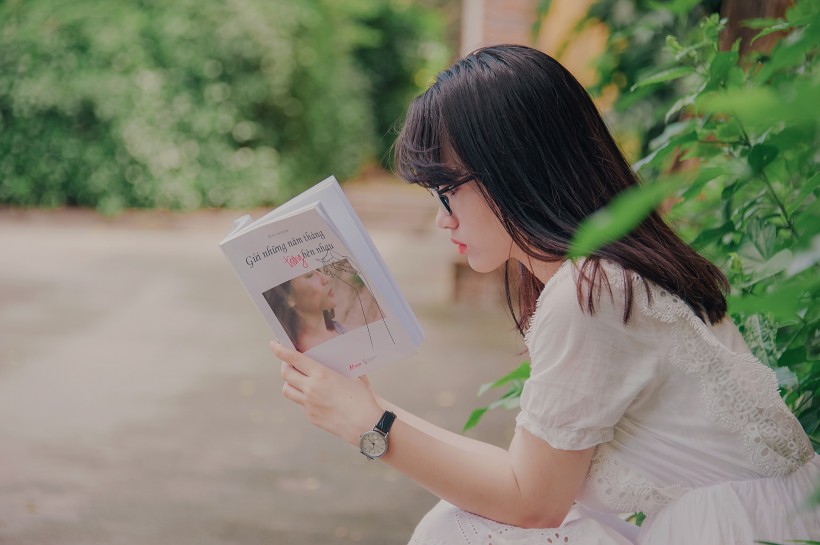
[1, 0, 817, 543]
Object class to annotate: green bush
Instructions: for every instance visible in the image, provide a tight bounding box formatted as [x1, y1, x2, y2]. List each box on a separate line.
[579, 1, 819, 448]
[350, 1, 449, 167]
[470, 0, 820, 454]
[0, 0, 446, 212]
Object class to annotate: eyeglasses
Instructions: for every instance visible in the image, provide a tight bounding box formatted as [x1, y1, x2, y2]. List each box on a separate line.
[430, 180, 470, 216]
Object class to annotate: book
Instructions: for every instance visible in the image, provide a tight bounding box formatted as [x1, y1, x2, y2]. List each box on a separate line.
[219, 175, 424, 378]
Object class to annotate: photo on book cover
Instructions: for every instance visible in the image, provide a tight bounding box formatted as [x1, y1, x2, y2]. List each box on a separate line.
[261, 258, 385, 353]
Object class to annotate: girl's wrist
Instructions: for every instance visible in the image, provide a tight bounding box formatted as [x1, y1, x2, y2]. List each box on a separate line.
[349, 403, 387, 446]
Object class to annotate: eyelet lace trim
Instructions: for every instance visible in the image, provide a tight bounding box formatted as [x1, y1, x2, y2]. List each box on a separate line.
[633, 280, 814, 477]
[587, 444, 687, 515]
[408, 508, 579, 545]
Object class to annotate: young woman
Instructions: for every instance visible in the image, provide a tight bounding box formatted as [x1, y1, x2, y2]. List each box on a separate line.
[264, 267, 344, 352]
[272, 45, 819, 544]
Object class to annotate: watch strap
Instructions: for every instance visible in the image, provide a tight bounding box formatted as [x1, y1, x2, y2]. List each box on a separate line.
[374, 411, 396, 435]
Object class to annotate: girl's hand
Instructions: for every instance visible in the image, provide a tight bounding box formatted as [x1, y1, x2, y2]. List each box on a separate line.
[271, 341, 383, 446]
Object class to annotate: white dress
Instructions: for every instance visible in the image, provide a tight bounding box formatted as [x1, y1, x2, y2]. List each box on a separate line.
[409, 260, 819, 545]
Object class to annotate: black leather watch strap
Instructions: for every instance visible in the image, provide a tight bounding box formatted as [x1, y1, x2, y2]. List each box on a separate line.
[374, 411, 396, 435]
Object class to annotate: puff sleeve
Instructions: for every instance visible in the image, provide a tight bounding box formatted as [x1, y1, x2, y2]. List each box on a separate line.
[515, 263, 662, 451]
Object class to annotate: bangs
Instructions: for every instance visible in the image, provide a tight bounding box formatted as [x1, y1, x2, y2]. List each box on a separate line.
[394, 87, 473, 189]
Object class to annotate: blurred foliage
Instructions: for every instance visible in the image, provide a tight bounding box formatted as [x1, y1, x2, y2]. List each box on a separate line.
[0, 0, 447, 212]
[351, 2, 448, 167]
[473, 1, 820, 456]
[583, 0, 723, 158]
[583, 0, 820, 449]
[464, 362, 530, 431]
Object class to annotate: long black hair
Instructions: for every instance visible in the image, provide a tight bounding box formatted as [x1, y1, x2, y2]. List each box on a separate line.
[395, 44, 728, 333]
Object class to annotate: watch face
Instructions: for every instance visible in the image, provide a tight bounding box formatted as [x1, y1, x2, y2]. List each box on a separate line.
[359, 430, 387, 458]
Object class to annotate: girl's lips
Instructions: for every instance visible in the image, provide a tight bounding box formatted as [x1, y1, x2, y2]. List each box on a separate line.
[451, 238, 467, 255]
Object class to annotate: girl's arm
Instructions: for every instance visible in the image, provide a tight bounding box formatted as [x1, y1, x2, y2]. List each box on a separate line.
[375, 396, 502, 454]
[274, 342, 593, 529]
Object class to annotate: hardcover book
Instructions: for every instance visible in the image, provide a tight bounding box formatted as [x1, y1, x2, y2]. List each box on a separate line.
[219, 176, 423, 377]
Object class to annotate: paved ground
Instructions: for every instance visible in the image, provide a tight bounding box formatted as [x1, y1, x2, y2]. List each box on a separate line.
[0, 177, 527, 545]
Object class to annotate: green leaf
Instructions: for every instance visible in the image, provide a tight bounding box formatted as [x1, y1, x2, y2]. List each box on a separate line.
[794, 195, 820, 247]
[488, 396, 523, 411]
[680, 165, 729, 200]
[649, 120, 698, 150]
[797, 173, 820, 203]
[631, 66, 695, 91]
[691, 221, 735, 250]
[755, 26, 815, 83]
[751, 22, 792, 44]
[665, 92, 697, 123]
[779, 346, 808, 366]
[766, 126, 815, 153]
[748, 144, 779, 176]
[463, 408, 488, 431]
[669, 38, 712, 62]
[706, 49, 740, 91]
[632, 127, 698, 172]
[787, 236, 820, 276]
[787, 0, 820, 24]
[477, 362, 531, 396]
[464, 362, 531, 431]
[748, 220, 778, 260]
[714, 119, 743, 142]
[742, 17, 786, 30]
[737, 249, 794, 288]
[743, 314, 779, 366]
[568, 176, 690, 257]
[729, 275, 820, 320]
[698, 87, 776, 119]
[698, 80, 820, 129]
[647, 0, 702, 15]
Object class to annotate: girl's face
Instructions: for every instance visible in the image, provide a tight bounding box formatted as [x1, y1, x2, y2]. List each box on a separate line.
[435, 181, 517, 273]
[288, 269, 336, 313]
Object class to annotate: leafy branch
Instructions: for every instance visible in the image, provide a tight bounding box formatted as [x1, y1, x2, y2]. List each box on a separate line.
[468, 0, 820, 456]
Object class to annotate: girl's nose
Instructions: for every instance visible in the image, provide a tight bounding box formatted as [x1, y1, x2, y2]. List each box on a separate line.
[435, 206, 457, 230]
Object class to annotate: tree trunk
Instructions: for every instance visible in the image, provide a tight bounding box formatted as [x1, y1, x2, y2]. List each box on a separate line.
[720, 0, 792, 55]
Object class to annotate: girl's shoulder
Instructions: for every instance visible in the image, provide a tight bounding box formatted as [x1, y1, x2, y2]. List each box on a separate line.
[524, 258, 686, 349]
[529, 259, 634, 320]
[523, 259, 615, 348]
[540, 258, 699, 320]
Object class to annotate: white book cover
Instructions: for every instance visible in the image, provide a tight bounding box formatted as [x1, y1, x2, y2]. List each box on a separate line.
[219, 176, 422, 377]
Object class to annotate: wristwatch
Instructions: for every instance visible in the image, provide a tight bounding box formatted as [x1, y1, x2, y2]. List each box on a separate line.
[359, 410, 396, 460]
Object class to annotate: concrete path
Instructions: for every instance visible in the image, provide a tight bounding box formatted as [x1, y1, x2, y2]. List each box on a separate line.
[0, 178, 526, 545]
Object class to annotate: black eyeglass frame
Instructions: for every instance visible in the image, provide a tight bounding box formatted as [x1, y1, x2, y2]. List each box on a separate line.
[431, 180, 470, 216]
